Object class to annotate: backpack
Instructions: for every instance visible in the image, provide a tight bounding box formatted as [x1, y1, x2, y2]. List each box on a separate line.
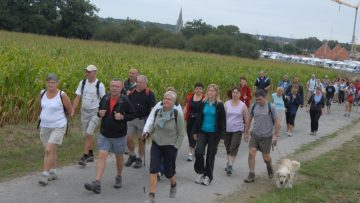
[251, 102, 274, 124]
[37, 90, 68, 134]
[154, 108, 178, 127]
[81, 79, 101, 98]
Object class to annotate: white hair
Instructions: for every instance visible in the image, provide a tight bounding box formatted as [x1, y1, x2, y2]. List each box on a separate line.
[164, 91, 177, 101]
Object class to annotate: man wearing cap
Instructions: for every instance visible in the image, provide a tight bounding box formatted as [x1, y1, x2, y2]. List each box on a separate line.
[306, 74, 318, 103]
[72, 65, 106, 166]
[323, 75, 330, 88]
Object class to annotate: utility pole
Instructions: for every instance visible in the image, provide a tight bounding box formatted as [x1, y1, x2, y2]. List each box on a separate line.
[331, 0, 360, 59]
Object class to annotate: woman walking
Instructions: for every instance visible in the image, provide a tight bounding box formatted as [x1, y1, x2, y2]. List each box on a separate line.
[239, 77, 252, 108]
[193, 84, 226, 186]
[183, 83, 205, 161]
[344, 82, 356, 117]
[38, 73, 72, 186]
[272, 87, 286, 130]
[143, 90, 185, 203]
[285, 86, 302, 137]
[307, 86, 325, 136]
[224, 87, 249, 175]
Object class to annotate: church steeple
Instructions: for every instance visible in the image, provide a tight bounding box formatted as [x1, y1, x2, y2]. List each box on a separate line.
[176, 8, 183, 33]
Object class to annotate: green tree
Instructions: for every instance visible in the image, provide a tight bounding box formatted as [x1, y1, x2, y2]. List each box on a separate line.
[181, 19, 214, 39]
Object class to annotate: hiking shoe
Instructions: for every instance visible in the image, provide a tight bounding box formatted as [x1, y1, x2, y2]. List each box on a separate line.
[78, 155, 89, 166]
[309, 131, 314, 136]
[187, 154, 193, 162]
[195, 174, 204, 184]
[287, 132, 292, 137]
[202, 176, 211, 186]
[133, 158, 143, 168]
[87, 154, 94, 162]
[244, 172, 255, 183]
[125, 155, 136, 167]
[226, 165, 233, 176]
[169, 183, 177, 198]
[84, 181, 101, 194]
[144, 194, 155, 203]
[267, 165, 274, 179]
[114, 176, 122, 189]
[48, 172, 58, 181]
[39, 174, 49, 186]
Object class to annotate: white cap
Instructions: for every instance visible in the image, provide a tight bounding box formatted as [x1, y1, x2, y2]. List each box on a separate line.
[85, 64, 97, 72]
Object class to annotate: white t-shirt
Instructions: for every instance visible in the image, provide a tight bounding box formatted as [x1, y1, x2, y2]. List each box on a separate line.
[75, 79, 106, 110]
[40, 90, 67, 128]
[307, 79, 317, 91]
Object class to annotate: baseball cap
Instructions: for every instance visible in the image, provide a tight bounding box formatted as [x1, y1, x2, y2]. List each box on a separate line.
[85, 65, 97, 72]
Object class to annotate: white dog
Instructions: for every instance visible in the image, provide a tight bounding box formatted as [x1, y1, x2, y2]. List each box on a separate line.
[276, 159, 301, 188]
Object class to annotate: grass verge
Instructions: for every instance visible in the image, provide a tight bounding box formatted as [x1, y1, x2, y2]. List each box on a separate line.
[0, 118, 88, 182]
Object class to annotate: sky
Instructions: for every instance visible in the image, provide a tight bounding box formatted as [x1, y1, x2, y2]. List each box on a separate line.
[90, 0, 360, 43]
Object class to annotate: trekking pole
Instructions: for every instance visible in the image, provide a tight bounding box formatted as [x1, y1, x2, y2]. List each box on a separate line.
[143, 137, 147, 194]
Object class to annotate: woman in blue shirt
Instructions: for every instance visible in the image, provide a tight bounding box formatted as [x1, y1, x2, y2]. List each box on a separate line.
[192, 84, 226, 186]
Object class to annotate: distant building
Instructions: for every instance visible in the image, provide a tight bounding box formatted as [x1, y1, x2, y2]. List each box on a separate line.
[176, 8, 183, 33]
[314, 42, 349, 61]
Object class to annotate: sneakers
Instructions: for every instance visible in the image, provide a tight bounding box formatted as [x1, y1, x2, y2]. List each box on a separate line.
[187, 154, 193, 162]
[224, 162, 229, 171]
[202, 176, 211, 186]
[133, 158, 143, 168]
[78, 154, 94, 166]
[114, 176, 122, 189]
[226, 165, 233, 176]
[84, 181, 101, 194]
[125, 155, 136, 167]
[38, 174, 49, 186]
[157, 172, 162, 181]
[244, 172, 255, 183]
[169, 183, 177, 198]
[309, 131, 314, 136]
[313, 131, 317, 136]
[48, 172, 58, 181]
[287, 132, 292, 137]
[267, 165, 274, 179]
[195, 174, 204, 184]
[144, 194, 155, 203]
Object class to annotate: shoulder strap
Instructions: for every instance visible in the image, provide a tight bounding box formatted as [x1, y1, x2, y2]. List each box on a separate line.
[251, 103, 257, 117]
[81, 79, 86, 95]
[40, 89, 47, 99]
[268, 102, 274, 124]
[96, 80, 101, 98]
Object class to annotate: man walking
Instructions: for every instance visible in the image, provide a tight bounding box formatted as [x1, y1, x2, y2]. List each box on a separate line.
[255, 71, 271, 93]
[84, 79, 135, 194]
[72, 65, 106, 166]
[125, 75, 156, 168]
[244, 89, 280, 183]
[123, 68, 139, 95]
[306, 74, 318, 103]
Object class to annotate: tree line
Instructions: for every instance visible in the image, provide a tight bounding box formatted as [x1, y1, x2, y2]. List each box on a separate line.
[0, 0, 353, 59]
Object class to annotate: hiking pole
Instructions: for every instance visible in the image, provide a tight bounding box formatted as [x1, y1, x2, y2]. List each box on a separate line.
[142, 133, 149, 194]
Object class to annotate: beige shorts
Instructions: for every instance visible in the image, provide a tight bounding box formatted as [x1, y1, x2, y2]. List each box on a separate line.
[127, 118, 146, 137]
[40, 126, 66, 146]
[81, 108, 100, 136]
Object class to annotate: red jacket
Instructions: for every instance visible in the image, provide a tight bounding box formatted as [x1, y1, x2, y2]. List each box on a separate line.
[240, 85, 252, 108]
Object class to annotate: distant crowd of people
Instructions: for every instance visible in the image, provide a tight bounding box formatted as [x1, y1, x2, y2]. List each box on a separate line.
[37, 66, 360, 202]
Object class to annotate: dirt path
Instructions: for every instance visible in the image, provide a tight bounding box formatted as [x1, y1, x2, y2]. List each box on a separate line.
[0, 105, 359, 203]
[223, 113, 360, 203]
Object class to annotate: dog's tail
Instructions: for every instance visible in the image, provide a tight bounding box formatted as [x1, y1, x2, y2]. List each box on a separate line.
[291, 160, 301, 171]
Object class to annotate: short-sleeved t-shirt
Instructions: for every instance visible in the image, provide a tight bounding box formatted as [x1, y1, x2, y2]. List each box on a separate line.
[272, 93, 285, 110]
[250, 102, 277, 138]
[75, 79, 106, 110]
[128, 89, 156, 118]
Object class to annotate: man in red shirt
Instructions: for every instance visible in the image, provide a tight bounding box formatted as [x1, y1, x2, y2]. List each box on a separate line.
[84, 79, 135, 194]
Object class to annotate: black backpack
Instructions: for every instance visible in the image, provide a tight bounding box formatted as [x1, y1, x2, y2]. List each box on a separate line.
[81, 79, 101, 98]
[250, 102, 274, 124]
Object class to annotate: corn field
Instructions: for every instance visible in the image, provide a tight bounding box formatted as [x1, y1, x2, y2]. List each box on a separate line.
[0, 31, 344, 126]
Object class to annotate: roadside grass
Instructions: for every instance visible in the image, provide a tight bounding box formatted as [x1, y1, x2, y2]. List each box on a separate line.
[0, 117, 90, 182]
[290, 118, 360, 155]
[248, 135, 360, 202]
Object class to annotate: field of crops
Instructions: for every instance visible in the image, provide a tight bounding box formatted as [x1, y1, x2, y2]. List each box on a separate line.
[0, 31, 348, 126]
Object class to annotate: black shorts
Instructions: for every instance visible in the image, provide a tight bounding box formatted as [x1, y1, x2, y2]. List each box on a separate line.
[286, 112, 296, 126]
[150, 141, 178, 178]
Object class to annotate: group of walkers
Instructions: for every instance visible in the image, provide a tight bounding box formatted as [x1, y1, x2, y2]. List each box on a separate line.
[37, 66, 360, 202]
